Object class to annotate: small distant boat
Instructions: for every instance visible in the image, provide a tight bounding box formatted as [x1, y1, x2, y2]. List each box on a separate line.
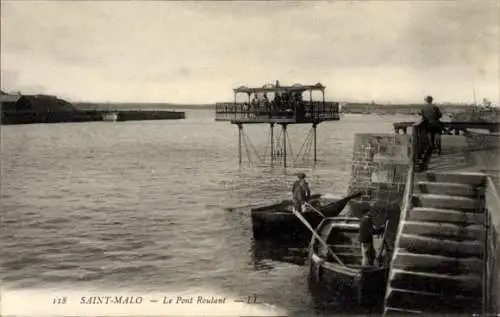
[251, 192, 364, 243]
[307, 217, 389, 311]
[102, 112, 118, 122]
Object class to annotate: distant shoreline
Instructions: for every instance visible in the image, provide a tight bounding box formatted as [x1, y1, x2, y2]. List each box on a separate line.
[73, 101, 498, 115]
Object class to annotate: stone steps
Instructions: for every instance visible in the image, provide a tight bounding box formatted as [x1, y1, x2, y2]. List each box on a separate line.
[385, 287, 481, 313]
[411, 194, 482, 211]
[398, 233, 484, 257]
[415, 172, 486, 186]
[408, 207, 485, 225]
[384, 306, 422, 315]
[384, 171, 486, 315]
[402, 220, 485, 240]
[415, 181, 479, 197]
[389, 269, 482, 296]
[391, 249, 484, 274]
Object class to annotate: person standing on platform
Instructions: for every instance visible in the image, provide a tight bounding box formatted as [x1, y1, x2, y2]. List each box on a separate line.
[292, 172, 311, 213]
[420, 95, 443, 162]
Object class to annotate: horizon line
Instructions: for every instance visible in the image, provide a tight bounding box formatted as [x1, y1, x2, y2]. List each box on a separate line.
[1, 90, 496, 106]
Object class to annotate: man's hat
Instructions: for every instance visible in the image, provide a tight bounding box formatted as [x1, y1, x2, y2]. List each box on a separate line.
[424, 95, 434, 103]
[296, 172, 306, 179]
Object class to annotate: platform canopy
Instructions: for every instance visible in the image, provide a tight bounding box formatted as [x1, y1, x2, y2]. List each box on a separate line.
[233, 82, 325, 94]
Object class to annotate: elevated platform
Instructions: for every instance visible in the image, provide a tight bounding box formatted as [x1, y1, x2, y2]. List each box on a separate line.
[214, 80, 340, 167]
[215, 101, 340, 124]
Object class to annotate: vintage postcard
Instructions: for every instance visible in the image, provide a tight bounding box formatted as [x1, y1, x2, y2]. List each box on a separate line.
[1, 1, 499, 316]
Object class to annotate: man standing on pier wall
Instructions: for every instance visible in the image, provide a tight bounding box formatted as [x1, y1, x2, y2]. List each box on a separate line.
[421, 95, 443, 163]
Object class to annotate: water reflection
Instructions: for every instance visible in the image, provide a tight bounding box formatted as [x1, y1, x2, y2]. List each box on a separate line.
[249, 238, 386, 315]
[307, 279, 364, 315]
[250, 239, 309, 270]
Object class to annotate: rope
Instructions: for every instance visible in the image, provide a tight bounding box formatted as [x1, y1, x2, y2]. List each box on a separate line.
[304, 131, 313, 164]
[263, 128, 270, 164]
[244, 132, 264, 165]
[285, 129, 295, 166]
[241, 130, 253, 166]
[273, 128, 283, 160]
[294, 129, 313, 163]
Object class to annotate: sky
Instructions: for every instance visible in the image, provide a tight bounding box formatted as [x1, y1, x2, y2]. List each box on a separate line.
[1, 1, 499, 104]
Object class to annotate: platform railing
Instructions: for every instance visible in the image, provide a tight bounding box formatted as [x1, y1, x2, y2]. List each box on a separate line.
[215, 101, 339, 122]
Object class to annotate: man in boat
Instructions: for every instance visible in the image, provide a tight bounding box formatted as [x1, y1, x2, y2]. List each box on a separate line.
[292, 172, 311, 213]
[420, 95, 443, 160]
[359, 206, 385, 266]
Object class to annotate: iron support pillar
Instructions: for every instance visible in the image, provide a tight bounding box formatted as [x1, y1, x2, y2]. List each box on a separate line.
[282, 124, 288, 168]
[313, 122, 318, 163]
[237, 123, 243, 165]
[270, 123, 274, 166]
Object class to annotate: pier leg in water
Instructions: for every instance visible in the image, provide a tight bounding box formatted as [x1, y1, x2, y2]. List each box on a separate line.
[270, 123, 274, 166]
[282, 124, 288, 168]
[313, 122, 318, 164]
[238, 123, 243, 166]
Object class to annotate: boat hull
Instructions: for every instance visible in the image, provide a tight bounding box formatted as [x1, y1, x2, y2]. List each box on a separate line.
[250, 195, 340, 243]
[251, 208, 324, 243]
[308, 253, 389, 310]
[306, 217, 390, 312]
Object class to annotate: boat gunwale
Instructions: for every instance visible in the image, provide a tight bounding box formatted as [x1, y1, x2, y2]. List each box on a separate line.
[250, 194, 334, 213]
[311, 252, 389, 277]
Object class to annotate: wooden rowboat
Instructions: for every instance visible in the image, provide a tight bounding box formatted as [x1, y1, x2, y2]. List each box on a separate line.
[251, 192, 363, 243]
[307, 217, 389, 312]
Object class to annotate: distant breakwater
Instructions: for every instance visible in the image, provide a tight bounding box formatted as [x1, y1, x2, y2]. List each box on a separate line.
[1, 109, 185, 125]
[0, 95, 185, 125]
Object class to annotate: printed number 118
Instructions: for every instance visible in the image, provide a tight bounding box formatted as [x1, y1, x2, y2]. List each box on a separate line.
[53, 297, 67, 304]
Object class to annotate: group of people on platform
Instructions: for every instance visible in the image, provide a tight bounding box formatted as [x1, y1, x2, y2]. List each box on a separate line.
[244, 91, 306, 116]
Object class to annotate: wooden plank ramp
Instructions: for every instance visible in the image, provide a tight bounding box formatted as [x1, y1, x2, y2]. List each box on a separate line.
[384, 171, 487, 315]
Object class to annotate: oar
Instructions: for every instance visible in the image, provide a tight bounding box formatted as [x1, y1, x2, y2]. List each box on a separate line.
[376, 220, 390, 266]
[224, 202, 271, 212]
[291, 207, 345, 266]
[319, 191, 365, 217]
[336, 191, 365, 205]
[304, 202, 325, 218]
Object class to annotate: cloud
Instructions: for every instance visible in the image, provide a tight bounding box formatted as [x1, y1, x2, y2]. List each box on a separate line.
[1, 1, 498, 104]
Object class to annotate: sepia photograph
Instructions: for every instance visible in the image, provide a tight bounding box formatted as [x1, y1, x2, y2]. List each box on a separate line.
[1, 0, 499, 316]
